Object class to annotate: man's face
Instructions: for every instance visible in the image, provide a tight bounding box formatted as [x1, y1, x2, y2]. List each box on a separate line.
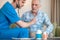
[32, 0, 40, 13]
[19, 0, 26, 8]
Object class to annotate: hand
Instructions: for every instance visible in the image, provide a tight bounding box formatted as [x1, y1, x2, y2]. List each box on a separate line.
[30, 32, 36, 38]
[42, 32, 48, 40]
[31, 17, 36, 24]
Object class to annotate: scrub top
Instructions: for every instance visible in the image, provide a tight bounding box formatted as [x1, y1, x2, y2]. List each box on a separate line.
[0, 2, 29, 39]
[0, 2, 20, 29]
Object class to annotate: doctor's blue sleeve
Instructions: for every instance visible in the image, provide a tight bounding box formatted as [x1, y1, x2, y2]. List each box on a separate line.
[0, 2, 20, 23]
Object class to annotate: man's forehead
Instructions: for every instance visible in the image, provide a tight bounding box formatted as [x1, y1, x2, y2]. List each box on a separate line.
[32, 0, 40, 4]
[21, 0, 26, 1]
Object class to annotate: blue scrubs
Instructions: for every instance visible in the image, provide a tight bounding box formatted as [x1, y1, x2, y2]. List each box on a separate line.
[0, 2, 29, 39]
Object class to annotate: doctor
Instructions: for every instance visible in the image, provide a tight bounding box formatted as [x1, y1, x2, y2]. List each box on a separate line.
[0, 0, 36, 39]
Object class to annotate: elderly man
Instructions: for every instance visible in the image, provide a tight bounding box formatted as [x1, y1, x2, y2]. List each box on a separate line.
[0, 0, 36, 39]
[22, 0, 54, 39]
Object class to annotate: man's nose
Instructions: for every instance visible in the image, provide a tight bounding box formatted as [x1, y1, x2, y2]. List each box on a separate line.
[33, 5, 35, 8]
[33, 5, 36, 8]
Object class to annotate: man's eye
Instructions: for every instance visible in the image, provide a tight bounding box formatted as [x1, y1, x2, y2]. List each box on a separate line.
[32, 4, 38, 6]
[22, 1, 24, 3]
[32, 4, 34, 5]
[24, 0, 26, 1]
[35, 4, 38, 6]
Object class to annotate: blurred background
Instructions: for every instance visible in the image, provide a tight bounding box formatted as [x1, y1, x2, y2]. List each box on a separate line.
[0, 0, 60, 37]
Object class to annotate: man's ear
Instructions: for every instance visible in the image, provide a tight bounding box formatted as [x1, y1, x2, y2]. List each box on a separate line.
[39, 5, 41, 8]
[15, 0, 18, 4]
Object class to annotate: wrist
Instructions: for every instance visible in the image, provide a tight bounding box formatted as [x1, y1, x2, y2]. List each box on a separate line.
[43, 32, 48, 39]
[30, 21, 34, 24]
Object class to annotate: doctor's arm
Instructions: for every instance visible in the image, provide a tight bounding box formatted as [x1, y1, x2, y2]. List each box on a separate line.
[16, 18, 36, 28]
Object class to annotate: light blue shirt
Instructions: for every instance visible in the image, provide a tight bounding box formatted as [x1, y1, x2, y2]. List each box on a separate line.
[21, 10, 54, 34]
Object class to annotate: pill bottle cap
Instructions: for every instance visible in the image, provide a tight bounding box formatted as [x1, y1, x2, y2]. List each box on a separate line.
[36, 30, 42, 34]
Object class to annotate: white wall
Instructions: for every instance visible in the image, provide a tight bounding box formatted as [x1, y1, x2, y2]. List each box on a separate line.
[40, 0, 51, 19]
[0, 0, 12, 8]
[0, 0, 51, 19]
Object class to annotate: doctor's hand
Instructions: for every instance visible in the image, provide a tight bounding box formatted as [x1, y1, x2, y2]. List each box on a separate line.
[42, 32, 48, 40]
[31, 17, 36, 24]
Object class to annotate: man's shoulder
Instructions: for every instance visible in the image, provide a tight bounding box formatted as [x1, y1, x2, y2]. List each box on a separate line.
[38, 10, 45, 15]
[38, 10, 48, 17]
[23, 11, 31, 15]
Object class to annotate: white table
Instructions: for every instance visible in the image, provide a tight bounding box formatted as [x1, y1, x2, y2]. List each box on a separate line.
[12, 37, 60, 40]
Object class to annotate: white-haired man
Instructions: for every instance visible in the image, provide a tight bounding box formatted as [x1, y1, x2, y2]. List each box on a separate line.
[22, 0, 54, 39]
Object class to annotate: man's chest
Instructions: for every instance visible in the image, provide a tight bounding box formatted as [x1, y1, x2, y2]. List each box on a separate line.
[24, 14, 44, 24]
